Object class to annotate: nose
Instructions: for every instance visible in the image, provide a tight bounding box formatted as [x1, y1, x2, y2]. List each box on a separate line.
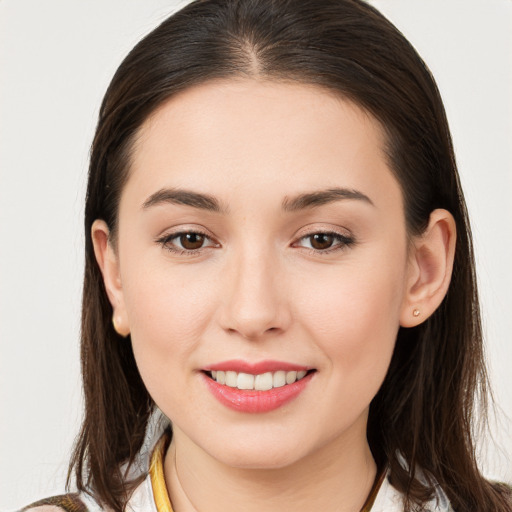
[219, 248, 291, 341]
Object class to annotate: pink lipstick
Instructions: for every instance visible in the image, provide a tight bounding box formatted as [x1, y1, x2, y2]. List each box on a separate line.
[202, 360, 315, 413]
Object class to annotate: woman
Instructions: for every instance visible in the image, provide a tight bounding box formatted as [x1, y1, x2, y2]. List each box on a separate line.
[20, 0, 511, 511]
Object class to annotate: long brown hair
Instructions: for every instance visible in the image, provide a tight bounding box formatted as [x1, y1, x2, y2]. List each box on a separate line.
[69, 0, 511, 510]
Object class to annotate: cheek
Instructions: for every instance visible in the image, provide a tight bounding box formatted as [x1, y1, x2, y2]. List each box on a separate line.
[295, 255, 406, 388]
[120, 260, 217, 400]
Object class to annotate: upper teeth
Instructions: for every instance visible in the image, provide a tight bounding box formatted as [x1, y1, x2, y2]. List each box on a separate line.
[210, 370, 308, 391]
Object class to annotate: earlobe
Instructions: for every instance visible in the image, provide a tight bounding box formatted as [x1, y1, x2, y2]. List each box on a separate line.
[400, 209, 456, 328]
[91, 220, 131, 337]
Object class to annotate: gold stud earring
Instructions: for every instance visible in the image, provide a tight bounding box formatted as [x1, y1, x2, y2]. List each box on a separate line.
[112, 314, 129, 338]
[413, 308, 420, 317]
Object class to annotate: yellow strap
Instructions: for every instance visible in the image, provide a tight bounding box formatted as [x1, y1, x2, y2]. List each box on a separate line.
[149, 433, 174, 512]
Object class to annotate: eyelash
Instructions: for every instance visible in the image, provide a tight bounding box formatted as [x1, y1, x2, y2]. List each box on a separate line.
[156, 230, 355, 256]
[156, 229, 217, 255]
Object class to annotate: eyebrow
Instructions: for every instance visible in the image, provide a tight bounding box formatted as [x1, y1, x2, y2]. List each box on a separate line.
[142, 188, 227, 213]
[282, 188, 374, 211]
[142, 186, 373, 214]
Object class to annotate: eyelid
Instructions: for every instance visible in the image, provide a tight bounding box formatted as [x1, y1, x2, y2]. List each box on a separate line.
[292, 223, 353, 242]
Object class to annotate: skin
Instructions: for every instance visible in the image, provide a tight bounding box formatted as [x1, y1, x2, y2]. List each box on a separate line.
[93, 79, 456, 512]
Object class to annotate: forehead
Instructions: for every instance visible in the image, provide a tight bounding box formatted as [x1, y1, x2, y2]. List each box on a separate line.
[125, 78, 401, 210]
[137, 78, 384, 154]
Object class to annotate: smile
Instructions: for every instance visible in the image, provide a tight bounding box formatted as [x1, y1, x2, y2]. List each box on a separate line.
[207, 370, 308, 391]
[202, 361, 316, 413]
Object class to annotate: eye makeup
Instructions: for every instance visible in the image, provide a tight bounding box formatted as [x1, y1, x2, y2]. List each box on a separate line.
[155, 227, 356, 257]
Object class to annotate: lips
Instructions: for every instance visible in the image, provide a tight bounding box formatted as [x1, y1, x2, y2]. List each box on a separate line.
[202, 360, 315, 413]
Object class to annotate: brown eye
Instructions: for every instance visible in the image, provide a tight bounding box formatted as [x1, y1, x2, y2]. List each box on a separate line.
[309, 233, 334, 250]
[295, 231, 355, 253]
[157, 230, 219, 255]
[179, 232, 205, 250]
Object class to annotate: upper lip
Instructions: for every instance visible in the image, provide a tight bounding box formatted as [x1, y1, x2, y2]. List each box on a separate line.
[203, 359, 311, 374]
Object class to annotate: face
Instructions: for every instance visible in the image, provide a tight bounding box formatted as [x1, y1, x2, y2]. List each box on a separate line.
[103, 79, 414, 469]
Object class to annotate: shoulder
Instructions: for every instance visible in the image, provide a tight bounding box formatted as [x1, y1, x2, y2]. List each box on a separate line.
[18, 414, 169, 512]
[19, 494, 89, 512]
[371, 472, 454, 512]
[17, 474, 158, 512]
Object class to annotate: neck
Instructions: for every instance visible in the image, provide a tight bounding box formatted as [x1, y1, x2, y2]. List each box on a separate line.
[164, 423, 377, 512]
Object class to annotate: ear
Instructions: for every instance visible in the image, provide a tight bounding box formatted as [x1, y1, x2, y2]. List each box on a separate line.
[91, 219, 130, 337]
[400, 209, 456, 327]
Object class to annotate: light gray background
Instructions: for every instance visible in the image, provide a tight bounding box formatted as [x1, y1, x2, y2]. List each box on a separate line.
[1, 1, 511, 510]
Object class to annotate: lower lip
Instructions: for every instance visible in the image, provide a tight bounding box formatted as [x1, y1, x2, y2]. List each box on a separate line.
[202, 372, 314, 413]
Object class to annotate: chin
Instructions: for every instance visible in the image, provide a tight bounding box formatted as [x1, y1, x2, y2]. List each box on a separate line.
[199, 428, 313, 470]
[215, 448, 304, 470]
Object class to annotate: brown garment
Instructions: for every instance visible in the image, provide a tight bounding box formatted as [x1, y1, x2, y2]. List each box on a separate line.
[20, 494, 88, 512]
